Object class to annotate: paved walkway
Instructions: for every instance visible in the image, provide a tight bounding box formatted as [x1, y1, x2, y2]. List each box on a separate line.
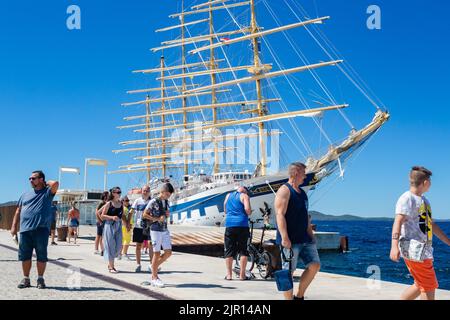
[1, 229, 449, 300]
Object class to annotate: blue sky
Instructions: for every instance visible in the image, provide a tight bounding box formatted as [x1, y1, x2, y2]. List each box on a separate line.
[0, 0, 449, 219]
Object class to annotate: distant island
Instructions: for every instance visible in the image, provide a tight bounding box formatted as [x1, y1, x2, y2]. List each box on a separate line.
[309, 211, 450, 222]
[309, 211, 392, 221]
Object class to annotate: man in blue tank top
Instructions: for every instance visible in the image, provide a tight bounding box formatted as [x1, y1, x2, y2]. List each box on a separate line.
[223, 186, 252, 280]
[275, 162, 321, 300]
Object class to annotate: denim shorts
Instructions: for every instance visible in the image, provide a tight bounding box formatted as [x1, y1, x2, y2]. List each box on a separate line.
[19, 227, 50, 262]
[281, 242, 321, 273]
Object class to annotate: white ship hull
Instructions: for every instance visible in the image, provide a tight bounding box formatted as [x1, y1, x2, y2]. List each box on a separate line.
[169, 173, 317, 228]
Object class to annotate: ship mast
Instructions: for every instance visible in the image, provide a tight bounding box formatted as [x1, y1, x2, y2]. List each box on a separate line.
[145, 95, 151, 183]
[181, 0, 189, 176]
[209, 0, 219, 174]
[160, 55, 167, 178]
[250, 0, 266, 176]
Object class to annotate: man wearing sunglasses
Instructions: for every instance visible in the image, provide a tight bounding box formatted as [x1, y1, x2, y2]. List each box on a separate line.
[10, 170, 59, 289]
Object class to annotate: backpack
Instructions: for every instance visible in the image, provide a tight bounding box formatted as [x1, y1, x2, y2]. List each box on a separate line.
[142, 198, 168, 235]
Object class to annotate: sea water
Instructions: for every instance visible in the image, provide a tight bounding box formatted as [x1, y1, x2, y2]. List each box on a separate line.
[310, 220, 450, 290]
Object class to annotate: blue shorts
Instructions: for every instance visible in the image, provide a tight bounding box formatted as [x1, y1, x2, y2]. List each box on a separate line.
[19, 227, 50, 262]
[281, 242, 320, 273]
[69, 219, 79, 228]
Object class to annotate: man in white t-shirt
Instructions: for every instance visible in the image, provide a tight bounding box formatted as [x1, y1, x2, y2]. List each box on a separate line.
[390, 166, 450, 300]
[129, 185, 152, 273]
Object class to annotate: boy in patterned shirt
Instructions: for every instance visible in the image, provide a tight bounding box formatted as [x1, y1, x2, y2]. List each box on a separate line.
[390, 166, 450, 300]
[143, 183, 174, 288]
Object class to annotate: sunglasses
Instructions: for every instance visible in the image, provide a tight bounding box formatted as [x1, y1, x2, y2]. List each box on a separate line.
[113, 191, 122, 194]
[29, 177, 39, 181]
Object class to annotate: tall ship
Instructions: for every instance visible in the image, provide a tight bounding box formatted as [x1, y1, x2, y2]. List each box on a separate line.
[111, 0, 389, 228]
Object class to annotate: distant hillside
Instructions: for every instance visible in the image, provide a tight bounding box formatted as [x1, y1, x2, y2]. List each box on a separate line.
[309, 211, 392, 221]
[0, 201, 17, 207]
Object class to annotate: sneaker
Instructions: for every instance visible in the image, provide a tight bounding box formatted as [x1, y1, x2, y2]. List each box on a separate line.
[37, 278, 46, 289]
[135, 265, 142, 273]
[51, 242, 58, 246]
[151, 278, 164, 288]
[17, 278, 31, 289]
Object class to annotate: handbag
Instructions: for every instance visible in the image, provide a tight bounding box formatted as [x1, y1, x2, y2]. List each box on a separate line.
[274, 247, 293, 291]
[398, 197, 431, 262]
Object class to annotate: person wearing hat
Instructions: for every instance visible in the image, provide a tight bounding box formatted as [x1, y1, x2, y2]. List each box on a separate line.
[223, 186, 252, 281]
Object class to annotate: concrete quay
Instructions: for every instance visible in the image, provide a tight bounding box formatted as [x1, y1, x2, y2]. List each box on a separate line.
[1, 229, 449, 300]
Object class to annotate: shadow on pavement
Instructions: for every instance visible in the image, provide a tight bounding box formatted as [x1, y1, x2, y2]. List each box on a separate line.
[158, 270, 202, 274]
[165, 283, 236, 290]
[45, 286, 124, 292]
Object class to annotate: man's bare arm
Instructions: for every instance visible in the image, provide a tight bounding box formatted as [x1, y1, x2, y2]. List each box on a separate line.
[10, 206, 21, 235]
[47, 180, 59, 195]
[223, 194, 229, 216]
[432, 221, 450, 246]
[275, 185, 290, 243]
[241, 194, 252, 216]
[307, 215, 315, 240]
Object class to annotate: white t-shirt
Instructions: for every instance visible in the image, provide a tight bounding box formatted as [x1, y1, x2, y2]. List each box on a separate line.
[395, 191, 433, 259]
[131, 197, 150, 229]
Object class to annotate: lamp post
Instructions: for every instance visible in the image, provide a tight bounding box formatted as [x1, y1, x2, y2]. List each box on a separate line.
[83, 158, 108, 191]
[58, 167, 81, 190]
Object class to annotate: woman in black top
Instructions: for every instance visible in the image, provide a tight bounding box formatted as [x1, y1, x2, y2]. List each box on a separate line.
[101, 187, 126, 273]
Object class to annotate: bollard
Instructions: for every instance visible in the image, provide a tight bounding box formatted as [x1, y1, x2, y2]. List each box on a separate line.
[339, 236, 349, 252]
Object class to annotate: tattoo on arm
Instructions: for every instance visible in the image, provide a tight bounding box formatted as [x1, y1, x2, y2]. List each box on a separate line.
[392, 233, 400, 240]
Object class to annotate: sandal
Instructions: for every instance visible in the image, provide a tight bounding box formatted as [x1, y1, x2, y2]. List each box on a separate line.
[108, 267, 118, 273]
[224, 276, 232, 281]
[239, 276, 252, 281]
